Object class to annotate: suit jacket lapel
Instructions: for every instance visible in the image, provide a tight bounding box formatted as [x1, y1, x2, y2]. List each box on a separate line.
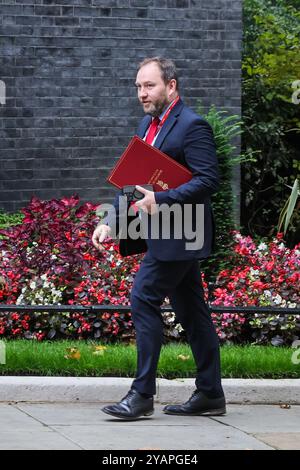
[153, 115, 177, 149]
[136, 98, 184, 147]
[154, 98, 184, 149]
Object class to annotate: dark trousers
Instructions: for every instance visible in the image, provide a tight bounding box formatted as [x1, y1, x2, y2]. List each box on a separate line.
[130, 252, 224, 397]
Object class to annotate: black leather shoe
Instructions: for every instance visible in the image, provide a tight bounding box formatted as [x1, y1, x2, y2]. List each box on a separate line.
[163, 390, 226, 416]
[102, 389, 154, 420]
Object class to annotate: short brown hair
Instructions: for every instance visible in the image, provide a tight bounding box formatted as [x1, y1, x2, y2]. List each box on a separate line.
[137, 57, 179, 91]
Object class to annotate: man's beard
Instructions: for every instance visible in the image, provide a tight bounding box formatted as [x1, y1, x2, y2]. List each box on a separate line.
[144, 97, 169, 117]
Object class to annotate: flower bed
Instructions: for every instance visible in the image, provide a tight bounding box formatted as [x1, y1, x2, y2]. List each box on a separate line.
[0, 197, 299, 344]
[212, 231, 300, 345]
[0, 196, 140, 341]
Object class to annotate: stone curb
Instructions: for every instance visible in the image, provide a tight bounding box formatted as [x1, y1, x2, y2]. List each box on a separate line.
[0, 377, 299, 404]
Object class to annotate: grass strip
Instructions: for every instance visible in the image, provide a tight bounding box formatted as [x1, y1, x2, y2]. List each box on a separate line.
[0, 340, 299, 378]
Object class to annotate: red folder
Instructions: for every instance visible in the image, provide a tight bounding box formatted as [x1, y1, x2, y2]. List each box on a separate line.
[107, 135, 192, 192]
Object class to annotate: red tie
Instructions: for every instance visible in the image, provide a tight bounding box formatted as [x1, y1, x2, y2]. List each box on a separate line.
[145, 117, 160, 145]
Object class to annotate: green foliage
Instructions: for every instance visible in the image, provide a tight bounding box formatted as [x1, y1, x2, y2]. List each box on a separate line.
[249, 313, 300, 346]
[0, 209, 24, 230]
[278, 178, 300, 234]
[242, 0, 300, 244]
[244, 0, 300, 100]
[197, 103, 244, 280]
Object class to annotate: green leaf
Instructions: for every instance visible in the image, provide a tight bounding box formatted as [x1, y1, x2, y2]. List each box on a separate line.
[284, 179, 299, 234]
[278, 179, 299, 234]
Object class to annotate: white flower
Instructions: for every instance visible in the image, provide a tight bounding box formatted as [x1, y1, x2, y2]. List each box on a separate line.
[16, 294, 24, 305]
[51, 255, 57, 260]
[29, 281, 36, 290]
[257, 242, 267, 251]
[278, 243, 285, 250]
[250, 268, 260, 276]
[40, 274, 48, 281]
[273, 294, 282, 305]
[263, 290, 272, 297]
[175, 323, 184, 332]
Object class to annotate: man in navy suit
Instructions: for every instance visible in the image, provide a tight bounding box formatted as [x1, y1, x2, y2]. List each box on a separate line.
[92, 57, 226, 419]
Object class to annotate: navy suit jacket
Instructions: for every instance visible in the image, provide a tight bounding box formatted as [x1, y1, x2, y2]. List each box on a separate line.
[104, 98, 219, 261]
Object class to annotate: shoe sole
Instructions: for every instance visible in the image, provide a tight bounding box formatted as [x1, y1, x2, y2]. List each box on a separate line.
[163, 407, 227, 417]
[101, 408, 154, 420]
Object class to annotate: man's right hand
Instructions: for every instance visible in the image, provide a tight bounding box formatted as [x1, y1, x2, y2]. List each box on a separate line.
[92, 224, 112, 251]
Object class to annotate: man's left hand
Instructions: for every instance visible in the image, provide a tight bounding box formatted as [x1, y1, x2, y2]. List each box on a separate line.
[135, 185, 158, 215]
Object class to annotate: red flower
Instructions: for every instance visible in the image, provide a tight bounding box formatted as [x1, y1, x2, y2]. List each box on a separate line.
[252, 281, 265, 289]
[83, 253, 95, 261]
[12, 328, 21, 336]
[21, 320, 29, 330]
[227, 282, 236, 291]
[266, 261, 275, 271]
[36, 332, 46, 341]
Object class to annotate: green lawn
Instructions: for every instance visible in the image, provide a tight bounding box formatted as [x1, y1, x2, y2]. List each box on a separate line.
[0, 340, 299, 378]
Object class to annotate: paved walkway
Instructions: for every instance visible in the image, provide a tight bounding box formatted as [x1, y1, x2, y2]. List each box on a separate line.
[0, 402, 299, 450]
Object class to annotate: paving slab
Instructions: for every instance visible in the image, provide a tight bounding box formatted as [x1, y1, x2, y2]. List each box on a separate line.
[1, 403, 299, 450]
[253, 433, 300, 450]
[52, 421, 272, 450]
[214, 404, 300, 433]
[0, 429, 81, 450]
[0, 403, 80, 450]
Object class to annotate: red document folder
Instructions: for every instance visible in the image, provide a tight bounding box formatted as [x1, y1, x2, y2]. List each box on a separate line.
[107, 135, 192, 192]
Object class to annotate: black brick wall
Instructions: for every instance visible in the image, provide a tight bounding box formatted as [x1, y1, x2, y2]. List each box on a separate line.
[0, 0, 242, 212]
